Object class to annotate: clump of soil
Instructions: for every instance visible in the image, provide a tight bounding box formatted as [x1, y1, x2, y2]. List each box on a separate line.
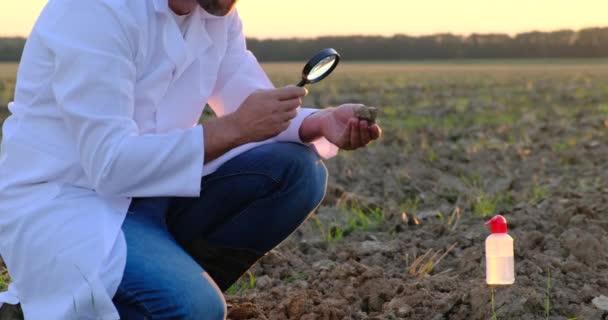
[354, 105, 378, 123]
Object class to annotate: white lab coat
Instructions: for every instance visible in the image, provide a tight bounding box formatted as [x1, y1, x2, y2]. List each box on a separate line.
[0, 0, 338, 318]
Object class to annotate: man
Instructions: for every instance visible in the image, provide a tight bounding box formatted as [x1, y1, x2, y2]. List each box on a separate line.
[0, 0, 381, 319]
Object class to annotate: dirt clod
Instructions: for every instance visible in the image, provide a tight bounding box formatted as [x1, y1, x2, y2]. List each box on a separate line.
[354, 105, 378, 123]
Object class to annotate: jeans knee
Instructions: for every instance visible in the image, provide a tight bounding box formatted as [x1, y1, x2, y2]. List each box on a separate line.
[279, 143, 328, 206]
[187, 287, 226, 320]
[307, 160, 328, 208]
[170, 273, 226, 320]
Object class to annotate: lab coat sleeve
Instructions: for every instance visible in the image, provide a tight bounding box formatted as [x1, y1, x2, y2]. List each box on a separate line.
[207, 10, 339, 159]
[42, 0, 205, 198]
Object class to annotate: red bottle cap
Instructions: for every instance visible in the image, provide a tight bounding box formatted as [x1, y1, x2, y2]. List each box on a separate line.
[484, 215, 508, 233]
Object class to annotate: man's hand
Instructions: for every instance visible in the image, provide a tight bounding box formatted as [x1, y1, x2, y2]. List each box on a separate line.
[203, 86, 306, 163]
[300, 104, 382, 150]
[230, 86, 307, 144]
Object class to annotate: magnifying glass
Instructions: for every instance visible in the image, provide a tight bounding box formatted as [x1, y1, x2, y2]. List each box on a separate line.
[296, 48, 341, 87]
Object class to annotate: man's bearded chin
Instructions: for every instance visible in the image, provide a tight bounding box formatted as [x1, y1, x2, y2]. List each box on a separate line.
[196, 0, 236, 16]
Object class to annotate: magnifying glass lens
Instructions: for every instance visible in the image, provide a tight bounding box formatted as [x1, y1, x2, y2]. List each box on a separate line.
[308, 56, 337, 81]
[296, 48, 341, 87]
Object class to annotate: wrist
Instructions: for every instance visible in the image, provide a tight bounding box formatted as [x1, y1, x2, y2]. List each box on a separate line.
[299, 110, 326, 142]
[201, 113, 247, 163]
[220, 113, 248, 146]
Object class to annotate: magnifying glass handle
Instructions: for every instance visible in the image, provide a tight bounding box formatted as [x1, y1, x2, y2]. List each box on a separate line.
[296, 79, 306, 87]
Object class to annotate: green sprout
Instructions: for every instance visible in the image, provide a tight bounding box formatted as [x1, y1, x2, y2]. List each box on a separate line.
[491, 287, 498, 320]
[324, 225, 344, 244]
[226, 271, 257, 295]
[530, 184, 549, 205]
[282, 271, 308, 284]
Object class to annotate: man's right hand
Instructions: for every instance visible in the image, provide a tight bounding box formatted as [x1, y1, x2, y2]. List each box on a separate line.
[229, 86, 308, 144]
[203, 86, 307, 163]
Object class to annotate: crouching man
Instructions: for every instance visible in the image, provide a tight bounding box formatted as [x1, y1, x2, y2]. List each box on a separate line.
[0, 0, 381, 319]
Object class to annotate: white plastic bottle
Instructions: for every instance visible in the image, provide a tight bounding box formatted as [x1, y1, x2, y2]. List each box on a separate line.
[484, 215, 515, 285]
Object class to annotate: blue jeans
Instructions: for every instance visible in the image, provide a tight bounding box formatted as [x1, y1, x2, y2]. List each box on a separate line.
[112, 142, 328, 320]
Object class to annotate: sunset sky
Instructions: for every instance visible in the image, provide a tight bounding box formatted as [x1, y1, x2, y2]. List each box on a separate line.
[1, 0, 607, 39]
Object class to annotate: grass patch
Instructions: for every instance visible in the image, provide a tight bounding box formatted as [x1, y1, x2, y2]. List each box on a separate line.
[530, 184, 549, 205]
[320, 206, 386, 245]
[226, 271, 256, 295]
[472, 192, 514, 218]
[399, 198, 421, 215]
[324, 225, 344, 245]
[460, 173, 514, 217]
[310, 215, 344, 245]
[461, 173, 484, 190]
[437, 207, 462, 230]
[552, 137, 577, 153]
[426, 148, 439, 162]
[282, 271, 308, 284]
[473, 193, 498, 217]
[344, 207, 385, 235]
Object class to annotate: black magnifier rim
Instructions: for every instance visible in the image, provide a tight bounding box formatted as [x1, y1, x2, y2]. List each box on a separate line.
[301, 48, 341, 85]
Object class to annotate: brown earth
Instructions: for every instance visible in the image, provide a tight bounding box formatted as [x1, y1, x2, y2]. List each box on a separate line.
[222, 64, 608, 320]
[2, 63, 608, 319]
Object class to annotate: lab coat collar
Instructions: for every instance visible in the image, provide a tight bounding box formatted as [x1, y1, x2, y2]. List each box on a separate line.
[152, 0, 168, 13]
[157, 3, 214, 79]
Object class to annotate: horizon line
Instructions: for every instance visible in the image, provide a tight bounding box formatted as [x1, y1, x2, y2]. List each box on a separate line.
[1, 25, 606, 40]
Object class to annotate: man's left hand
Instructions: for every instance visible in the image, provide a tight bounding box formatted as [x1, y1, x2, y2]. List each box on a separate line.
[300, 104, 382, 150]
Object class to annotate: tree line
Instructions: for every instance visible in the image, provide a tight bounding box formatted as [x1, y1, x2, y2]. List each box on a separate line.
[1, 27, 607, 62]
[0, 37, 26, 62]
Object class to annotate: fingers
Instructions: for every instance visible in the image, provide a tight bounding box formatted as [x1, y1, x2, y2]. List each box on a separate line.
[275, 86, 308, 101]
[349, 119, 360, 149]
[281, 109, 298, 122]
[338, 120, 353, 149]
[277, 98, 299, 124]
[333, 119, 383, 151]
[360, 120, 371, 145]
[346, 121, 382, 150]
[369, 124, 382, 140]
[278, 98, 301, 111]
